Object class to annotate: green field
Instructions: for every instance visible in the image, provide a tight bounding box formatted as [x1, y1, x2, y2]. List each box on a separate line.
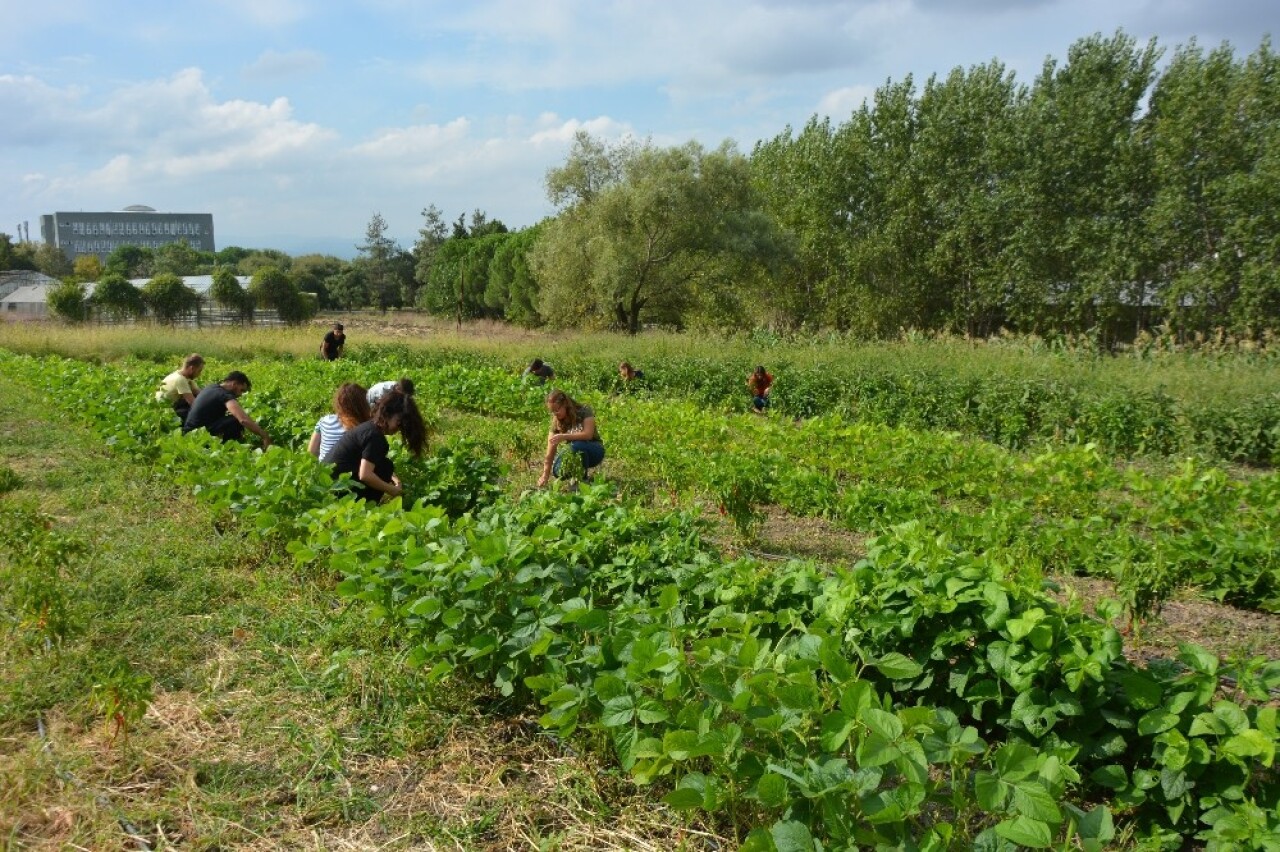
[2, 321, 1278, 850]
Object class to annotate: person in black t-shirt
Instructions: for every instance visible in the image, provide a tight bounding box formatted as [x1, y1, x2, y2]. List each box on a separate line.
[182, 371, 271, 447]
[324, 389, 427, 503]
[320, 323, 346, 361]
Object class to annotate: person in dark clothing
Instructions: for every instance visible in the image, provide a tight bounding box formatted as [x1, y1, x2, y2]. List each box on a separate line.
[182, 371, 271, 447]
[320, 323, 346, 361]
[324, 389, 428, 503]
[618, 361, 645, 384]
[522, 358, 554, 384]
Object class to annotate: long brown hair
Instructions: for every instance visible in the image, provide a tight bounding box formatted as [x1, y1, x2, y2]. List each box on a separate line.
[333, 382, 371, 430]
[546, 388, 582, 434]
[373, 389, 428, 456]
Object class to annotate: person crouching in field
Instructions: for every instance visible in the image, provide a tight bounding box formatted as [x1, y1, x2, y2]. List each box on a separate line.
[309, 382, 371, 460]
[366, 377, 415, 407]
[618, 361, 645, 385]
[320, 323, 346, 361]
[182, 370, 271, 447]
[747, 365, 773, 414]
[324, 389, 427, 503]
[537, 389, 604, 487]
[156, 353, 204, 422]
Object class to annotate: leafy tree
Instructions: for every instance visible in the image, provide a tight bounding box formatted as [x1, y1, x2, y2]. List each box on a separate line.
[1145, 38, 1280, 337]
[141, 273, 201, 323]
[209, 267, 253, 319]
[216, 246, 253, 268]
[412, 204, 450, 306]
[91, 273, 145, 320]
[487, 226, 544, 325]
[912, 61, 1025, 336]
[46, 281, 88, 322]
[326, 265, 370, 310]
[249, 267, 312, 324]
[0, 234, 21, 271]
[357, 212, 404, 310]
[238, 249, 292, 276]
[152, 240, 206, 276]
[105, 244, 153, 279]
[291, 254, 347, 309]
[73, 254, 104, 283]
[533, 132, 784, 333]
[29, 243, 73, 279]
[1005, 32, 1161, 339]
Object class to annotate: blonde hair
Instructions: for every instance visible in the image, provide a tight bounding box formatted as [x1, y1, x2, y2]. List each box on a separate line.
[546, 389, 582, 434]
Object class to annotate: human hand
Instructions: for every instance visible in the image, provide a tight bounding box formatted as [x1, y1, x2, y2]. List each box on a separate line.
[536, 473, 550, 488]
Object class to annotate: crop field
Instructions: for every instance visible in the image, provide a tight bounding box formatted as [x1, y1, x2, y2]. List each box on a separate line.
[1, 320, 1279, 850]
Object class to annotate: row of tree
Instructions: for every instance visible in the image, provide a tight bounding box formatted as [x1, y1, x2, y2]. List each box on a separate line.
[5, 31, 1277, 339]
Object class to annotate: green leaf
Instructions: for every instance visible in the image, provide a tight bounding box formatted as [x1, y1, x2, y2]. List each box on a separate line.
[1089, 764, 1127, 790]
[1137, 708, 1179, 736]
[874, 652, 923, 680]
[1222, 729, 1274, 764]
[861, 708, 903, 741]
[819, 710, 857, 752]
[662, 787, 703, 811]
[600, 695, 635, 727]
[770, 820, 817, 852]
[974, 770, 1009, 812]
[994, 815, 1053, 848]
[756, 773, 789, 808]
[663, 730, 700, 761]
[1012, 781, 1062, 822]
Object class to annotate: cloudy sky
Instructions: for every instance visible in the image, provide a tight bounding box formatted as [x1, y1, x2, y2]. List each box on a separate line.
[2, 0, 1276, 258]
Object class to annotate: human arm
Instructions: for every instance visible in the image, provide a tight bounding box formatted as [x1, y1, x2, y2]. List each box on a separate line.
[307, 430, 322, 458]
[225, 399, 271, 447]
[358, 459, 402, 498]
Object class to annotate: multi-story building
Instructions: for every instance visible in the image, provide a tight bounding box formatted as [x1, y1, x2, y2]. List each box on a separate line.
[40, 205, 215, 262]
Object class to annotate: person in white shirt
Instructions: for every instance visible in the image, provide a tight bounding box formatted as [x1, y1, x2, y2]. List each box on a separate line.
[367, 377, 415, 406]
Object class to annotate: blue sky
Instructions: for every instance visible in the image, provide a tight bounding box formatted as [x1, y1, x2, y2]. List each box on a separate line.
[2, 0, 1276, 258]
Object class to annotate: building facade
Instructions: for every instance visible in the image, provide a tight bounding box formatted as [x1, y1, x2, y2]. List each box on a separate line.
[40, 205, 215, 262]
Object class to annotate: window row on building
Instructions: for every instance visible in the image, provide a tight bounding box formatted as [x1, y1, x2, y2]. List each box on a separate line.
[64, 220, 207, 237]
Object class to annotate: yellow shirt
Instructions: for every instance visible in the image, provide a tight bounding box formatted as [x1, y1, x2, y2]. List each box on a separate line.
[156, 370, 198, 403]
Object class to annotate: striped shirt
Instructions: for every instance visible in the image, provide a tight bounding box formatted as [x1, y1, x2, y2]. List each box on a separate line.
[313, 414, 349, 460]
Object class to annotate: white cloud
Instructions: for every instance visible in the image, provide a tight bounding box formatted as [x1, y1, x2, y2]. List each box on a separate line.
[242, 49, 326, 80]
[818, 84, 875, 117]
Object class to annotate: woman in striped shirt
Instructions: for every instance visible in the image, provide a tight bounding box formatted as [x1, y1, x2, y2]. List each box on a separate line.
[309, 382, 371, 460]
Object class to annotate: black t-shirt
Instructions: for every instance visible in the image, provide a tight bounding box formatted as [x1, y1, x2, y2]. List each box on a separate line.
[322, 330, 345, 358]
[324, 420, 392, 501]
[183, 386, 236, 433]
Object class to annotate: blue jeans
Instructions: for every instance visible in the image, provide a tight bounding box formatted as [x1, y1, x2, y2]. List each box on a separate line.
[752, 395, 770, 411]
[553, 441, 605, 477]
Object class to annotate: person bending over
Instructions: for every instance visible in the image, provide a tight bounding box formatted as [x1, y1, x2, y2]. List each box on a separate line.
[320, 323, 346, 361]
[182, 370, 270, 447]
[367, 377, 415, 407]
[324, 389, 427, 503]
[309, 382, 371, 460]
[537, 389, 605, 487]
[523, 358, 554, 384]
[618, 361, 645, 385]
[156, 353, 204, 422]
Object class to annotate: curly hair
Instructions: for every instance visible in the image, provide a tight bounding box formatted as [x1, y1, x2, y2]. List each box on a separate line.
[373, 389, 428, 457]
[333, 382, 371, 430]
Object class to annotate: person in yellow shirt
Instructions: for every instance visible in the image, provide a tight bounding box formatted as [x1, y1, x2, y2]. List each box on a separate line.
[156, 353, 204, 422]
